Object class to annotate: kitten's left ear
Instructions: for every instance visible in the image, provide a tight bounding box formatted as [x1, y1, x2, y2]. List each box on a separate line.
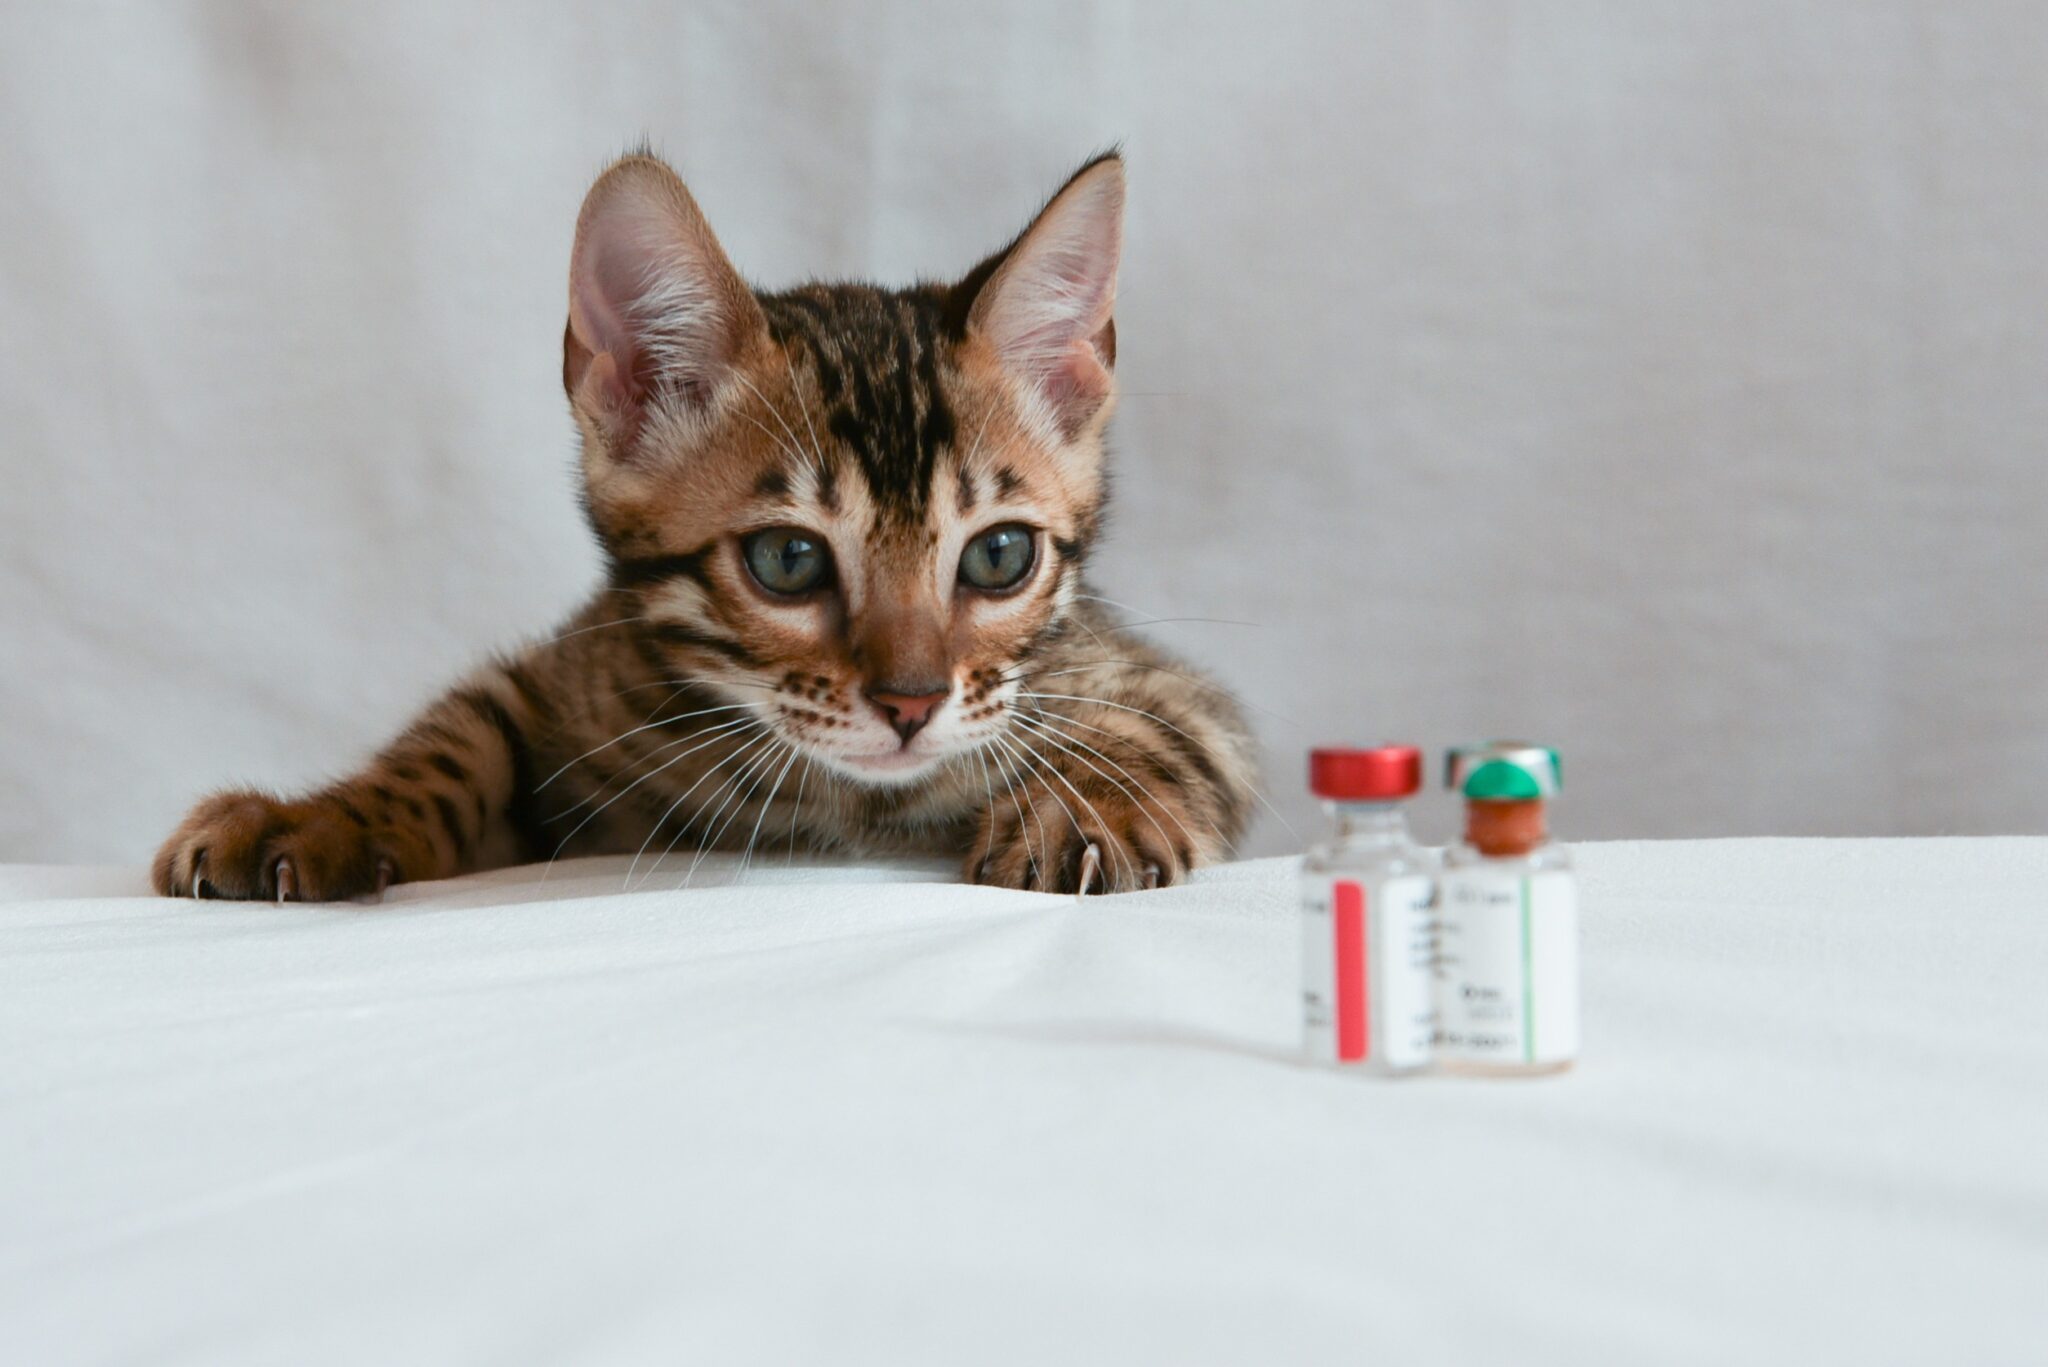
[961, 152, 1124, 440]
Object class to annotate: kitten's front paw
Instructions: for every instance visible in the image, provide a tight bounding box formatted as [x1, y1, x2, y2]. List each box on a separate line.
[966, 775, 1195, 895]
[153, 789, 402, 903]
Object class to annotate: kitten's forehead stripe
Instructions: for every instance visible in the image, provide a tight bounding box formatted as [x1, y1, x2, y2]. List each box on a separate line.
[761, 286, 957, 521]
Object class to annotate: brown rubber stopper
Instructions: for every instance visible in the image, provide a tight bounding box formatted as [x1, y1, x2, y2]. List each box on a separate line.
[1466, 799, 1548, 857]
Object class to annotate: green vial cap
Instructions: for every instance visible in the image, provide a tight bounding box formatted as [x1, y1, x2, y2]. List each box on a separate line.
[1446, 741, 1562, 800]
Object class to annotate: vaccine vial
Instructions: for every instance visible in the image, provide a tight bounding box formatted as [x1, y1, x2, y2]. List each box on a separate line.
[1436, 742, 1579, 1075]
[1300, 746, 1436, 1073]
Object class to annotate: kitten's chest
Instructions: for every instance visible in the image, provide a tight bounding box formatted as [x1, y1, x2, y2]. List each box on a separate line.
[816, 773, 981, 856]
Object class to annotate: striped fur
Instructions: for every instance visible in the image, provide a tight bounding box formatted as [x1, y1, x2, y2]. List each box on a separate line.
[153, 151, 1257, 900]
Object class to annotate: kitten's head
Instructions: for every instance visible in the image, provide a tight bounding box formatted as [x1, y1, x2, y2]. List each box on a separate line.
[563, 150, 1123, 785]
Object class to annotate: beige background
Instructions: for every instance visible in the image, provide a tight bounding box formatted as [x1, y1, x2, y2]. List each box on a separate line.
[2, 1, 2043, 861]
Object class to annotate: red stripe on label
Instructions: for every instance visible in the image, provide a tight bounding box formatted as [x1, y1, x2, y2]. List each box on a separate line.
[1334, 880, 1368, 1061]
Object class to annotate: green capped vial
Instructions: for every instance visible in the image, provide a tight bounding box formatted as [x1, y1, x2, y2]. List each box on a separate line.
[1435, 742, 1579, 1076]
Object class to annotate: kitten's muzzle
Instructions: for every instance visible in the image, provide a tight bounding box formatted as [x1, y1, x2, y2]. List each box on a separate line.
[865, 686, 948, 744]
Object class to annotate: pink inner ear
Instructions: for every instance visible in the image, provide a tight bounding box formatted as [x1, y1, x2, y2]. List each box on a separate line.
[572, 217, 671, 363]
[972, 162, 1124, 431]
[986, 236, 1116, 369]
[568, 240, 640, 421]
[577, 351, 640, 425]
[1040, 337, 1113, 425]
[566, 172, 743, 433]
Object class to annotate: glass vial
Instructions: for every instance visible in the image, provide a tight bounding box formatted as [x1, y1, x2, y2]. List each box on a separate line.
[1301, 746, 1436, 1073]
[1436, 742, 1579, 1076]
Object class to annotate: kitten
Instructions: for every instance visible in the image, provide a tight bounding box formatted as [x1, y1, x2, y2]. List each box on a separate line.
[152, 150, 1257, 900]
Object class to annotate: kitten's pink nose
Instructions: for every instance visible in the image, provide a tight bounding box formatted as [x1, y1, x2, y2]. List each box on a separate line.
[866, 687, 948, 744]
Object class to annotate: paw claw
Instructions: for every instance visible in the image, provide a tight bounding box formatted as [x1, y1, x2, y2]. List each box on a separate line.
[155, 791, 400, 904]
[965, 777, 1195, 895]
[374, 857, 397, 901]
[1075, 843, 1102, 900]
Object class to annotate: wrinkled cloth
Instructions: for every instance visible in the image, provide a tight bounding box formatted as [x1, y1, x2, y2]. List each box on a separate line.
[3, 839, 2044, 1364]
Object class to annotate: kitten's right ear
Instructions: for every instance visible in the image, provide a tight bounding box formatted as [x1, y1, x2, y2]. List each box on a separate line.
[564, 155, 764, 446]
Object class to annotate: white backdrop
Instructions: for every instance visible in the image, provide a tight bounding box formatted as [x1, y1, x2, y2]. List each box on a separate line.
[2, 1, 2044, 863]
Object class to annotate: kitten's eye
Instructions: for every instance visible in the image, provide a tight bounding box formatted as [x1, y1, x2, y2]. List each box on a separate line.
[959, 523, 1037, 592]
[743, 527, 832, 596]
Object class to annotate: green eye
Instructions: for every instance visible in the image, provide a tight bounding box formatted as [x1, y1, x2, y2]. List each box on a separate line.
[959, 523, 1037, 591]
[743, 527, 831, 595]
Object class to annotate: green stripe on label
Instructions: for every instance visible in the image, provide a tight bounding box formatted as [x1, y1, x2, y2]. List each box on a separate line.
[1520, 878, 1535, 1063]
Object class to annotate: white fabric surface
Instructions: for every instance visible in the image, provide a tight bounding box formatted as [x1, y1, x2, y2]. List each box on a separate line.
[3, 838, 2043, 1364]
[5, 3, 2048, 865]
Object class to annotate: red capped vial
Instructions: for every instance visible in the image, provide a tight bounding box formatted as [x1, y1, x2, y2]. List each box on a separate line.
[1300, 745, 1436, 1073]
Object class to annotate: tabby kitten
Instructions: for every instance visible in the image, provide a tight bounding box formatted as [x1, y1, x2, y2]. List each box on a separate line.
[153, 150, 1257, 900]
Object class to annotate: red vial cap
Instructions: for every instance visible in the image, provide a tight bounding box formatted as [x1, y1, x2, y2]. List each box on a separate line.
[1308, 746, 1423, 801]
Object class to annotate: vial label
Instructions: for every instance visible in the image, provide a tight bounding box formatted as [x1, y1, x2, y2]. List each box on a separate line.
[1301, 874, 1435, 1068]
[1436, 869, 1579, 1066]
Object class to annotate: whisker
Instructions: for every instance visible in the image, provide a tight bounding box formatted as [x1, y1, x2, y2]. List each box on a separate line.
[1028, 731, 1148, 887]
[542, 717, 762, 877]
[532, 615, 651, 647]
[530, 678, 691, 748]
[990, 734, 1064, 888]
[733, 409, 812, 479]
[1066, 594, 1261, 631]
[1094, 615, 1261, 632]
[1013, 689, 1301, 842]
[634, 683, 705, 727]
[1014, 710, 1191, 858]
[680, 738, 789, 889]
[1064, 611, 1116, 656]
[1009, 710, 1212, 861]
[529, 667, 774, 755]
[1001, 659, 1290, 727]
[956, 415, 995, 485]
[1015, 705, 1221, 841]
[993, 734, 1081, 860]
[620, 730, 774, 891]
[784, 753, 815, 864]
[691, 676, 782, 696]
[780, 348, 832, 482]
[536, 703, 761, 792]
[1014, 690, 1211, 747]
[996, 731, 1133, 887]
[1072, 591, 1151, 617]
[731, 370, 822, 483]
[735, 745, 801, 883]
[972, 749, 999, 877]
[995, 731, 1138, 888]
[541, 714, 760, 822]
[622, 737, 769, 893]
[984, 737, 1044, 888]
